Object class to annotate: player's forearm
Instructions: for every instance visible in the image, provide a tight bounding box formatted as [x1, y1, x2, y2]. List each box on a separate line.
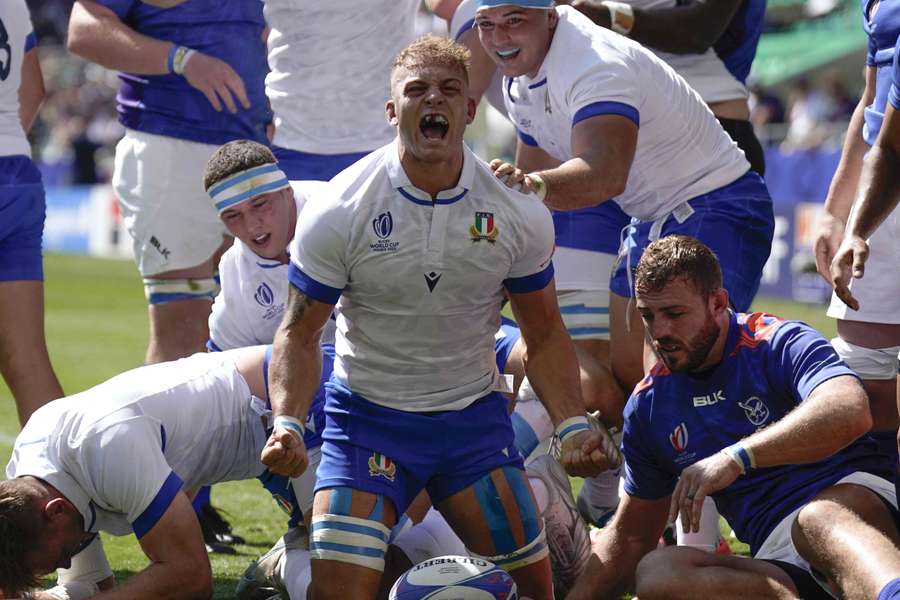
[67, 1, 173, 75]
[846, 134, 900, 239]
[18, 50, 45, 134]
[627, 3, 739, 55]
[89, 562, 211, 600]
[743, 376, 872, 469]
[566, 529, 647, 599]
[521, 326, 585, 426]
[269, 326, 322, 423]
[822, 96, 871, 222]
[536, 157, 626, 211]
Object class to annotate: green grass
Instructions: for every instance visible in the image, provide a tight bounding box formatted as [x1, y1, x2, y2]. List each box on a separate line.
[0, 254, 838, 597]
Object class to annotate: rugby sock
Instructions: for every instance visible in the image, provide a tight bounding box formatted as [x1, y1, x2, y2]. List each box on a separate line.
[876, 577, 900, 600]
[676, 496, 720, 552]
[282, 547, 312, 600]
[192, 485, 212, 512]
[511, 382, 553, 460]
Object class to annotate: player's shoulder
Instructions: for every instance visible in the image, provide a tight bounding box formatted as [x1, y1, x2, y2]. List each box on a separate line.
[468, 152, 550, 217]
[730, 311, 795, 353]
[329, 143, 393, 205]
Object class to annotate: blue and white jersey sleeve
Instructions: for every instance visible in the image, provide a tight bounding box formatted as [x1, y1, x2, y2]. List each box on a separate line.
[503, 195, 555, 294]
[288, 193, 349, 305]
[77, 419, 182, 539]
[764, 321, 857, 404]
[890, 34, 900, 110]
[565, 52, 641, 128]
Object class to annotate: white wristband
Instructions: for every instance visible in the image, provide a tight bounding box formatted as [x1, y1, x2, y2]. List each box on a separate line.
[603, 1, 635, 35]
[274, 415, 306, 439]
[721, 442, 755, 474]
[526, 172, 547, 201]
[555, 416, 590, 444]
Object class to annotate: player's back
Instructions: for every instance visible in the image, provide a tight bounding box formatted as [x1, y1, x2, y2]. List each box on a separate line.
[0, 0, 35, 158]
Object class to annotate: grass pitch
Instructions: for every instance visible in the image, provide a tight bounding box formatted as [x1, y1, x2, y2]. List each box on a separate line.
[0, 254, 837, 598]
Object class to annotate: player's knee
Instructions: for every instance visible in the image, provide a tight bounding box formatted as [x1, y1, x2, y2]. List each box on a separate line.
[144, 277, 219, 306]
[830, 338, 900, 381]
[635, 547, 701, 600]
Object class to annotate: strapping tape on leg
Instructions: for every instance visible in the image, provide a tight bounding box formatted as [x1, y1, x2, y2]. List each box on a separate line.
[144, 277, 219, 305]
[310, 488, 390, 572]
[831, 338, 900, 380]
[471, 527, 549, 572]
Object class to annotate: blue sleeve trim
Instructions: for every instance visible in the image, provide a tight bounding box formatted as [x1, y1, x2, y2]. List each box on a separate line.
[454, 17, 476, 41]
[206, 339, 222, 352]
[573, 101, 640, 127]
[24, 32, 37, 53]
[132, 471, 183, 539]
[517, 128, 539, 147]
[504, 263, 554, 294]
[288, 263, 342, 305]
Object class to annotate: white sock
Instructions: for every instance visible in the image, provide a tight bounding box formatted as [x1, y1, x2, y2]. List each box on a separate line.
[676, 496, 720, 552]
[528, 476, 550, 513]
[392, 508, 467, 565]
[282, 547, 312, 600]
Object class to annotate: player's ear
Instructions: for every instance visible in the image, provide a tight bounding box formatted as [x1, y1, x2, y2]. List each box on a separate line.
[466, 96, 477, 125]
[43, 497, 69, 522]
[386, 99, 399, 127]
[710, 287, 729, 315]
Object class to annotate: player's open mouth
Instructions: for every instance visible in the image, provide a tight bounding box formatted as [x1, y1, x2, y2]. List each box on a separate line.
[496, 48, 520, 61]
[420, 113, 449, 140]
[657, 342, 681, 353]
[252, 233, 270, 246]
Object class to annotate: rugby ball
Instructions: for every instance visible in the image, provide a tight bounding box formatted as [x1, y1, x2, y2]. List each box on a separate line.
[389, 555, 518, 599]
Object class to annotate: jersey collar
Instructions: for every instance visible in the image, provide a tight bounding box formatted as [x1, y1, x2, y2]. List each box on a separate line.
[386, 138, 474, 205]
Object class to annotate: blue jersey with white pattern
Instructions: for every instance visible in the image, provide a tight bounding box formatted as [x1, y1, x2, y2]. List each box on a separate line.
[622, 311, 890, 554]
[862, 0, 900, 143]
[713, 0, 765, 84]
[96, 0, 270, 145]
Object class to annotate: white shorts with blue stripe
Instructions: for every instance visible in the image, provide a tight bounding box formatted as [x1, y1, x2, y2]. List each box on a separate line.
[554, 247, 616, 341]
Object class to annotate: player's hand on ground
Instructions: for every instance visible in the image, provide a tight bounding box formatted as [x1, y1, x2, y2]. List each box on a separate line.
[261, 426, 308, 477]
[813, 212, 845, 284]
[669, 451, 741, 533]
[559, 429, 614, 477]
[830, 235, 868, 311]
[182, 52, 251, 114]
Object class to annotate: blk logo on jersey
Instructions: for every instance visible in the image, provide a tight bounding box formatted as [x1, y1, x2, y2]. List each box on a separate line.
[693, 390, 725, 407]
[424, 271, 442, 292]
[370, 210, 399, 253]
[738, 396, 770, 427]
[368, 452, 396, 481]
[254, 282, 275, 307]
[470, 211, 499, 244]
[669, 422, 689, 453]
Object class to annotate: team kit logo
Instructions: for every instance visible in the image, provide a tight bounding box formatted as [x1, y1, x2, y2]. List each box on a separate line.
[370, 211, 400, 253]
[470, 211, 499, 244]
[738, 396, 771, 427]
[669, 422, 689, 453]
[368, 452, 396, 481]
[253, 282, 284, 322]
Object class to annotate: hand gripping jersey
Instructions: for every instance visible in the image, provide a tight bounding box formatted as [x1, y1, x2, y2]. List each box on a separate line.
[0, 0, 37, 158]
[95, 0, 271, 145]
[288, 140, 555, 411]
[862, 0, 900, 144]
[622, 312, 891, 554]
[6, 351, 268, 539]
[504, 6, 749, 221]
[263, 0, 420, 155]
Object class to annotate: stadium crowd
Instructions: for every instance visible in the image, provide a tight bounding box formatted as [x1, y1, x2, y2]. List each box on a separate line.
[1, 1, 899, 600]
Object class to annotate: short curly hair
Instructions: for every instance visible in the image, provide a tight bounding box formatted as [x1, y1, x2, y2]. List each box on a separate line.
[391, 34, 471, 85]
[203, 139, 277, 192]
[0, 479, 44, 596]
[634, 235, 723, 298]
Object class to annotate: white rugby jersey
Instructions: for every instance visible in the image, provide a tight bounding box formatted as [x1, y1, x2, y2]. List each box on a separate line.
[263, 0, 420, 155]
[288, 140, 555, 412]
[504, 6, 748, 221]
[6, 351, 268, 539]
[0, 0, 36, 157]
[209, 181, 336, 350]
[619, 0, 747, 103]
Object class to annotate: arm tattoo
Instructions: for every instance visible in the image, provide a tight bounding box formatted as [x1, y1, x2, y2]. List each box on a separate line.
[283, 287, 314, 328]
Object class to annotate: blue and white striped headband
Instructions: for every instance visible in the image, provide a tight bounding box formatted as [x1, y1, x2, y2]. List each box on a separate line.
[476, 0, 554, 10]
[206, 163, 291, 214]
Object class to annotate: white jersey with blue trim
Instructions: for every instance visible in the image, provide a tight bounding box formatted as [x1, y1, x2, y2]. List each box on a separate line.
[209, 181, 336, 350]
[288, 140, 555, 412]
[263, 0, 420, 155]
[6, 351, 268, 539]
[0, 0, 36, 158]
[505, 6, 748, 221]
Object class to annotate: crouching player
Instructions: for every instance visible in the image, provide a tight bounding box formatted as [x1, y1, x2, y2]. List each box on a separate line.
[567, 236, 900, 600]
[201, 140, 592, 598]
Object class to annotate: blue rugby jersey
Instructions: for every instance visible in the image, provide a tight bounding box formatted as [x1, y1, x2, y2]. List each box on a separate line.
[890, 29, 900, 111]
[862, 0, 900, 144]
[622, 311, 891, 554]
[96, 0, 270, 145]
[713, 0, 765, 85]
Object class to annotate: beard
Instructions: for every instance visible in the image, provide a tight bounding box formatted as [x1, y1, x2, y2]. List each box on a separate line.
[656, 314, 721, 373]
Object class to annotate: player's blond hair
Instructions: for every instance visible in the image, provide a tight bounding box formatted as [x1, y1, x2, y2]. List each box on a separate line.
[203, 139, 277, 192]
[0, 479, 44, 596]
[391, 34, 471, 85]
[634, 235, 723, 298]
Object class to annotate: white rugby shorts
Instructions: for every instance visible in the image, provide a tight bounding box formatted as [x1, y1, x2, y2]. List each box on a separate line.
[113, 129, 229, 276]
[554, 247, 616, 340]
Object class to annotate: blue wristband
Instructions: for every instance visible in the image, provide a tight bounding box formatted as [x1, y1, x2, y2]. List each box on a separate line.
[166, 44, 178, 74]
[722, 442, 754, 474]
[274, 415, 306, 439]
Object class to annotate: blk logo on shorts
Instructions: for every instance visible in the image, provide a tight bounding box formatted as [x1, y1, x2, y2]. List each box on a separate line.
[669, 422, 689, 453]
[368, 452, 396, 481]
[254, 282, 275, 307]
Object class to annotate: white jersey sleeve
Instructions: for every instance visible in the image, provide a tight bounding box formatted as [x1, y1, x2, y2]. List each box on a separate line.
[76, 418, 182, 539]
[565, 52, 642, 126]
[505, 193, 556, 287]
[209, 245, 259, 351]
[288, 192, 349, 304]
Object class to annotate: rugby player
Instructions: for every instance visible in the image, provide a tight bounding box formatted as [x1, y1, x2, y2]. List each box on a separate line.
[567, 235, 900, 600]
[814, 1, 900, 493]
[0, 0, 64, 426]
[262, 35, 612, 599]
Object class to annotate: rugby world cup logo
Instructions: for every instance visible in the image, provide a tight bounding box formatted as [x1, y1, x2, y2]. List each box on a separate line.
[254, 282, 275, 307]
[669, 422, 689, 453]
[373, 211, 393, 239]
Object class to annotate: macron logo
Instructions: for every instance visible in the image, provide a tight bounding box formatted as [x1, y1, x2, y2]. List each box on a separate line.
[424, 271, 442, 293]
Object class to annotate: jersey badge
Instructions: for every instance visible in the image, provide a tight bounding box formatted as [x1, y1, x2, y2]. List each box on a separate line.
[255, 282, 275, 307]
[368, 452, 397, 481]
[370, 211, 400, 253]
[470, 211, 499, 244]
[738, 396, 770, 427]
[669, 422, 689, 453]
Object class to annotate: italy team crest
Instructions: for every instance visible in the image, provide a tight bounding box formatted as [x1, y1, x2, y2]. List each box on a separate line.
[368, 452, 396, 481]
[470, 211, 499, 244]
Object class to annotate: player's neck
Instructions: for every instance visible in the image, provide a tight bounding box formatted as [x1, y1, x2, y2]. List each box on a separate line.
[398, 146, 465, 199]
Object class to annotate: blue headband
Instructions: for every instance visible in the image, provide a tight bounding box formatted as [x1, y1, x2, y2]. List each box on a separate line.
[476, 0, 554, 9]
